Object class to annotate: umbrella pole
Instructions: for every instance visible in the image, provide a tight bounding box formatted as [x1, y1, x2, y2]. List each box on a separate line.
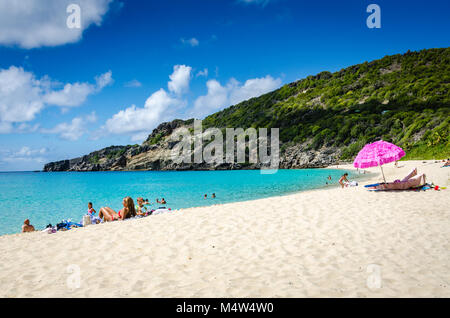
[380, 165, 386, 183]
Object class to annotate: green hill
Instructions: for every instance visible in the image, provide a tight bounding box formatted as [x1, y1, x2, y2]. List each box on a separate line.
[203, 47, 450, 160]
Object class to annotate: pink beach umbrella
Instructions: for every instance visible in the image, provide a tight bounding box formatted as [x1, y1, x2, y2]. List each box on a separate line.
[353, 140, 405, 183]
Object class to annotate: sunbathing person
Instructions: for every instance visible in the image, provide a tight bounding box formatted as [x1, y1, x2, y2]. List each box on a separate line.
[371, 168, 426, 190]
[442, 159, 450, 167]
[99, 197, 136, 221]
[22, 219, 35, 233]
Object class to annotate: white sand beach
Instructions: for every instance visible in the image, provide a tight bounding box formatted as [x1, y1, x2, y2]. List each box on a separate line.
[0, 160, 449, 298]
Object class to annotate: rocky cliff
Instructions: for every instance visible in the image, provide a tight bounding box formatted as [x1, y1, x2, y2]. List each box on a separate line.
[44, 119, 339, 171]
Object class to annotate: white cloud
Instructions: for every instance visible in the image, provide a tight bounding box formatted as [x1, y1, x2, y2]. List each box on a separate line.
[229, 75, 282, 104]
[196, 68, 209, 77]
[0, 66, 45, 123]
[0, 66, 111, 130]
[16, 146, 47, 157]
[193, 75, 281, 118]
[193, 80, 229, 118]
[95, 71, 114, 90]
[124, 79, 142, 88]
[44, 70, 112, 107]
[103, 89, 184, 140]
[41, 112, 97, 141]
[17, 123, 40, 133]
[168, 65, 192, 95]
[180, 37, 199, 47]
[0, 121, 12, 133]
[238, 0, 272, 6]
[0, 146, 48, 164]
[0, 0, 113, 49]
[43, 83, 96, 107]
[101, 65, 192, 142]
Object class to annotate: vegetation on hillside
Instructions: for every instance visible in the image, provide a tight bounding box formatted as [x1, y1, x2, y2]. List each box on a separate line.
[202, 48, 450, 160]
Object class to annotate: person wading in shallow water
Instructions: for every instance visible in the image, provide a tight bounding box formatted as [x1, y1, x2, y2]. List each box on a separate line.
[339, 173, 350, 188]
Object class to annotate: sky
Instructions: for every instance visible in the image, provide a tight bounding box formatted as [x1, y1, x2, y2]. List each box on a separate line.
[0, 0, 449, 171]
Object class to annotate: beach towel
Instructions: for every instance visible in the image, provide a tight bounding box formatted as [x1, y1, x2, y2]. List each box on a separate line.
[42, 226, 56, 234]
[57, 220, 83, 231]
[152, 208, 172, 215]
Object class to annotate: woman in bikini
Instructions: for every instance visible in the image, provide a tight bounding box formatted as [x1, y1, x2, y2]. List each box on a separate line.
[99, 197, 136, 222]
[339, 173, 349, 188]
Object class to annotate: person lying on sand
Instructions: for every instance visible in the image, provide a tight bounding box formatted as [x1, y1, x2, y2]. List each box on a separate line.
[22, 219, 35, 233]
[442, 159, 450, 167]
[339, 173, 349, 188]
[99, 197, 136, 221]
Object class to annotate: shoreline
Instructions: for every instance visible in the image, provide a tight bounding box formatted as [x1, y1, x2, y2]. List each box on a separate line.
[0, 166, 368, 238]
[0, 160, 448, 297]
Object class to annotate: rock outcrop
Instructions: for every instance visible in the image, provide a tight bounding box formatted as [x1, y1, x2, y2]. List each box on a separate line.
[43, 119, 340, 171]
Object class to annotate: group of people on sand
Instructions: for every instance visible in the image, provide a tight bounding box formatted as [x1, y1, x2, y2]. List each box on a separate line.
[22, 196, 169, 232]
[97, 196, 167, 222]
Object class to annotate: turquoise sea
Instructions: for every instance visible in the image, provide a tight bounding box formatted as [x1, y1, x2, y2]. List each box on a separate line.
[0, 169, 358, 236]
